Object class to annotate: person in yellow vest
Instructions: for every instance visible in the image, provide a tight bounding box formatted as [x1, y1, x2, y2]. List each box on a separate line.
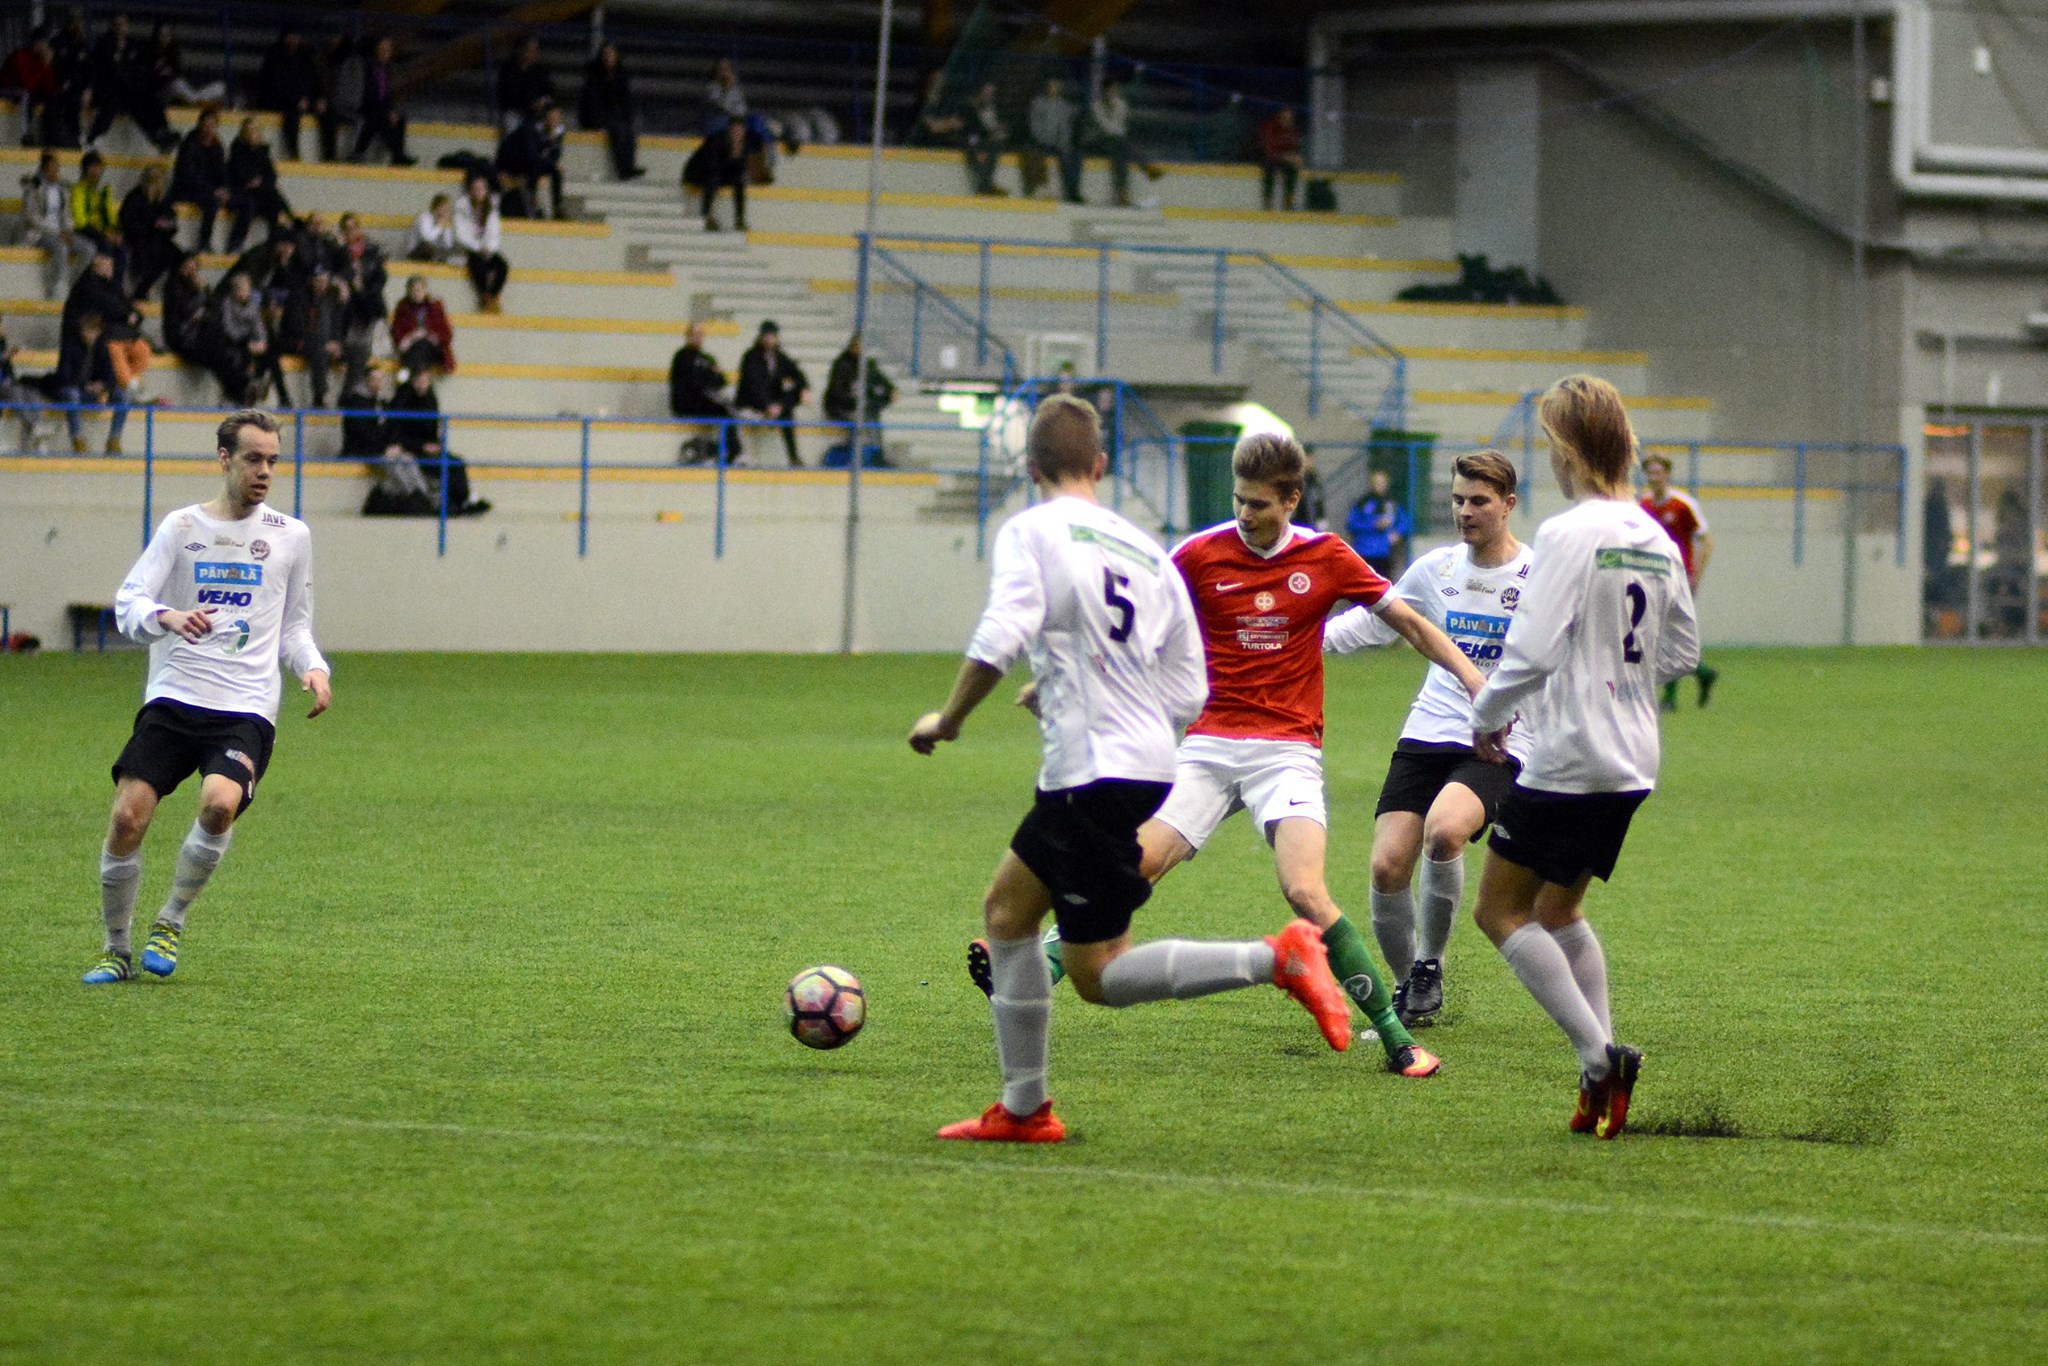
[69, 151, 124, 281]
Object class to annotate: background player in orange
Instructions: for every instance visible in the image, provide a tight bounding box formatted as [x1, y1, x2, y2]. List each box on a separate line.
[990, 433, 1487, 1076]
[1639, 453, 1717, 710]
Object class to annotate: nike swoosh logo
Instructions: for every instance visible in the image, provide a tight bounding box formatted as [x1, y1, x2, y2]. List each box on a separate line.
[1215, 581, 1242, 591]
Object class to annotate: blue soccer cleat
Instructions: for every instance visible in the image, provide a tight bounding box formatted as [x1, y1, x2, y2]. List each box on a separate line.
[82, 951, 134, 985]
[140, 921, 182, 978]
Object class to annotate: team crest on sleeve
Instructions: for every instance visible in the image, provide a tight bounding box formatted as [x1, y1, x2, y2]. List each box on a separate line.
[1287, 572, 1311, 594]
[251, 540, 270, 561]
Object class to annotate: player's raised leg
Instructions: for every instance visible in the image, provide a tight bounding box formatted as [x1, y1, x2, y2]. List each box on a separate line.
[84, 777, 159, 984]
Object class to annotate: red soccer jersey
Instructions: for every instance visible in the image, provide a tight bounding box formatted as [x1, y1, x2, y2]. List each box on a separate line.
[1641, 490, 1706, 577]
[1173, 523, 1390, 746]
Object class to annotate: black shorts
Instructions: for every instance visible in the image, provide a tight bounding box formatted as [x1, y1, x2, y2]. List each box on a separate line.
[1487, 784, 1649, 889]
[112, 700, 276, 814]
[1374, 740, 1520, 834]
[1009, 778, 1171, 945]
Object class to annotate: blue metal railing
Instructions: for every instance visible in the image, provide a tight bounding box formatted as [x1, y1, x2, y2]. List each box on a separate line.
[860, 237, 1019, 389]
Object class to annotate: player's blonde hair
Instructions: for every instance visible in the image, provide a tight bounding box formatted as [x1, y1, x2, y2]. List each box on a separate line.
[1232, 432, 1307, 500]
[1452, 449, 1518, 498]
[1539, 375, 1637, 491]
[1027, 394, 1103, 482]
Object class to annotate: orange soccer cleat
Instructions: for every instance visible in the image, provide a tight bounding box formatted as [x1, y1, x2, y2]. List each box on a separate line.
[1387, 1043, 1440, 1078]
[936, 1100, 1067, 1143]
[1569, 1075, 1601, 1133]
[1267, 920, 1351, 1052]
[1594, 1044, 1643, 1140]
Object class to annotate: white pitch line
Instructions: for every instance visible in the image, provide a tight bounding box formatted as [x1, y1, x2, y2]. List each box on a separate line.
[5, 1090, 2042, 1252]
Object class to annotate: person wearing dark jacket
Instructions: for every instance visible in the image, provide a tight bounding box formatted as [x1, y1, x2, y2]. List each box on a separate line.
[342, 368, 438, 514]
[159, 254, 210, 363]
[49, 13, 92, 149]
[42, 311, 127, 453]
[225, 117, 291, 252]
[735, 319, 808, 467]
[296, 265, 351, 407]
[387, 366, 488, 514]
[63, 250, 151, 398]
[118, 165, 181, 300]
[350, 35, 416, 166]
[170, 106, 231, 252]
[84, 14, 177, 152]
[335, 213, 390, 393]
[496, 37, 555, 129]
[578, 42, 643, 181]
[667, 321, 736, 464]
[823, 334, 894, 424]
[495, 102, 567, 220]
[2, 32, 61, 149]
[256, 29, 335, 161]
[683, 118, 749, 232]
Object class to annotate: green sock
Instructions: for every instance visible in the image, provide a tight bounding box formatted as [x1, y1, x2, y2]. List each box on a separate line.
[1661, 679, 1679, 708]
[1043, 927, 1066, 986]
[1322, 915, 1414, 1054]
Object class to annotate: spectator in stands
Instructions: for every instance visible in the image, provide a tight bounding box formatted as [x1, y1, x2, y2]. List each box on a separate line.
[148, 22, 223, 108]
[0, 314, 48, 449]
[453, 173, 509, 312]
[85, 14, 178, 153]
[68, 151, 121, 273]
[159, 252, 210, 365]
[343, 366, 438, 515]
[388, 366, 490, 515]
[256, 28, 335, 163]
[227, 116, 292, 253]
[351, 35, 417, 167]
[228, 229, 307, 308]
[737, 319, 808, 467]
[964, 82, 1008, 196]
[171, 103, 232, 252]
[703, 56, 748, 135]
[65, 250, 151, 401]
[1, 30, 60, 148]
[50, 12, 92, 150]
[290, 211, 343, 275]
[214, 271, 286, 405]
[1346, 468, 1411, 577]
[497, 36, 556, 131]
[1088, 78, 1159, 208]
[824, 333, 893, 426]
[21, 151, 76, 299]
[408, 193, 459, 262]
[1026, 78, 1083, 204]
[497, 100, 568, 220]
[668, 321, 738, 465]
[118, 164, 180, 299]
[296, 264, 351, 408]
[42, 310, 128, 453]
[580, 41, 643, 181]
[1256, 107, 1304, 211]
[336, 211, 390, 391]
[906, 68, 964, 149]
[392, 275, 456, 377]
[685, 119, 750, 233]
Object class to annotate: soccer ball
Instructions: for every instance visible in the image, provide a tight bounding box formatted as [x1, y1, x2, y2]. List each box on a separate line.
[785, 965, 866, 1050]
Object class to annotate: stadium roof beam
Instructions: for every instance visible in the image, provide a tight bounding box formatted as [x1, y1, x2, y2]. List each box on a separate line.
[1313, 0, 1878, 34]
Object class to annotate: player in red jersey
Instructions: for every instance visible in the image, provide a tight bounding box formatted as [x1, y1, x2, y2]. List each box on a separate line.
[985, 434, 1487, 1075]
[1640, 454, 1718, 710]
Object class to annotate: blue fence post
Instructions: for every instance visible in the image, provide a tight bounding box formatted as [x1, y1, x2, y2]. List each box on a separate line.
[577, 417, 591, 558]
[1405, 440, 1419, 536]
[436, 417, 450, 559]
[1793, 442, 1807, 565]
[1894, 444, 1908, 568]
[1164, 437, 1178, 539]
[910, 287, 924, 376]
[1097, 244, 1110, 373]
[1308, 298, 1322, 418]
[1211, 250, 1226, 374]
[141, 405, 154, 548]
[1687, 442, 1701, 498]
[292, 410, 305, 518]
[714, 426, 727, 558]
[977, 240, 991, 367]
[975, 421, 990, 560]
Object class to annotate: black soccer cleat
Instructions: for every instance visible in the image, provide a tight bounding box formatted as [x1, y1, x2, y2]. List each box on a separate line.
[1697, 666, 1720, 709]
[1403, 958, 1443, 1026]
[967, 938, 992, 997]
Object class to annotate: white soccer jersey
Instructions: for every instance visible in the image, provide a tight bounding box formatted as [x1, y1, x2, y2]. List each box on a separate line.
[967, 496, 1207, 791]
[115, 503, 329, 724]
[1324, 541, 1536, 761]
[1470, 499, 1699, 794]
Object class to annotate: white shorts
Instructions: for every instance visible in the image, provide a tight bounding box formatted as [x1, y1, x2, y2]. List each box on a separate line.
[1153, 735, 1327, 851]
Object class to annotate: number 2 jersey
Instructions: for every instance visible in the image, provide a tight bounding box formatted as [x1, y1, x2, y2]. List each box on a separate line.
[115, 502, 329, 724]
[1171, 522, 1390, 746]
[1470, 499, 1699, 794]
[1322, 540, 1535, 762]
[967, 496, 1207, 791]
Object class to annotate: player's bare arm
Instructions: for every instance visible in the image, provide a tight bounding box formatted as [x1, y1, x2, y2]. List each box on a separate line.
[1375, 598, 1487, 697]
[910, 658, 1004, 753]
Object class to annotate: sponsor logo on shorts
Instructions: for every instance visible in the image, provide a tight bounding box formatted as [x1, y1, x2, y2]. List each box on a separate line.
[1254, 591, 1275, 611]
[250, 539, 270, 561]
[225, 748, 256, 775]
[196, 562, 263, 586]
[1287, 571, 1311, 595]
[183, 541, 206, 552]
[1062, 892, 1088, 905]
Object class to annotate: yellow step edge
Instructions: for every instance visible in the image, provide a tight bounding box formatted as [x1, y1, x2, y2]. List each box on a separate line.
[1411, 389, 1713, 411]
[444, 313, 738, 337]
[1162, 206, 1398, 228]
[799, 144, 1402, 187]
[0, 454, 940, 488]
[748, 234, 1452, 273]
[1394, 346, 1651, 366]
[402, 262, 673, 288]
[753, 186, 1060, 215]
[1336, 300, 1589, 320]
[1264, 253, 1456, 273]
[807, 277, 1174, 307]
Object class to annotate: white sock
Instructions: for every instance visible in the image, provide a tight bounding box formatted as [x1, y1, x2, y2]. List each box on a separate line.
[1416, 853, 1464, 963]
[1368, 888, 1416, 982]
[1098, 939, 1274, 1007]
[1498, 923, 1611, 1076]
[1548, 919, 1611, 1038]
[159, 822, 232, 930]
[100, 846, 142, 955]
[987, 933, 1052, 1118]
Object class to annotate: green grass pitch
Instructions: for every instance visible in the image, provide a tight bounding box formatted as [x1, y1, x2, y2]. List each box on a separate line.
[2, 648, 2044, 1362]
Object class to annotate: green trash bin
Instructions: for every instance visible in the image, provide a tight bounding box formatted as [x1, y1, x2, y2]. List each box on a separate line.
[1180, 421, 1242, 530]
[1365, 429, 1437, 533]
